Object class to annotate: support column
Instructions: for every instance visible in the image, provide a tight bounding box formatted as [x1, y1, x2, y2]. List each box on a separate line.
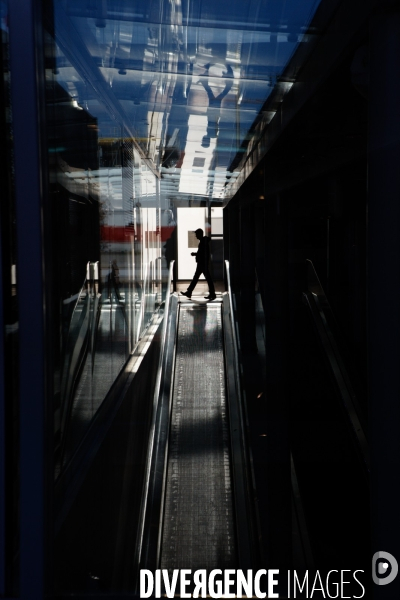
[368, 11, 400, 598]
[263, 193, 291, 569]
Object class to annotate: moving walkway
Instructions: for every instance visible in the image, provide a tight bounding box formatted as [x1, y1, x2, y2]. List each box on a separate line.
[53, 260, 258, 594]
[137, 261, 257, 586]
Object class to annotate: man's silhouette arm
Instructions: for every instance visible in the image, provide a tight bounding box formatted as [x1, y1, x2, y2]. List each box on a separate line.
[200, 64, 234, 104]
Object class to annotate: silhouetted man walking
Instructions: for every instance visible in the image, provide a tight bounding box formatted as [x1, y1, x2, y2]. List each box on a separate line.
[180, 228, 216, 301]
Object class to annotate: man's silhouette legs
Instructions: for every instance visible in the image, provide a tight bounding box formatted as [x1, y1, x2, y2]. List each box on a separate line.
[203, 268, 215, 298]
[184, 265, 216, 299]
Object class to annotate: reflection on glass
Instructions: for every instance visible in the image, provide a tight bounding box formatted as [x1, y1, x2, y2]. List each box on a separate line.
[45, 0, 324, 473]
[46, 15, 163, 474]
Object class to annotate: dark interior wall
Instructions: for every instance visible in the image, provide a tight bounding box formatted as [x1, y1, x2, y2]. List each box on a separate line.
[284, 161, 368, 406]
[223, 31, 370, 576]
[284, 166, 369, 572]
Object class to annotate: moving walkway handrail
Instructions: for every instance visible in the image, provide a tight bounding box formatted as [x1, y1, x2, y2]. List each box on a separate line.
[136, 260, 175, 571]
[225, 260, 242, 399]
[224, 260, 255, 569]
[303, 259, 370, 473]
[59, 265, 91, 465]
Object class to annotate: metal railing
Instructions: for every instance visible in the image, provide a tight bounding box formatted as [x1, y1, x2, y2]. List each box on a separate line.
[225, 260, 242, 398]
[135, 259, 175, 574]
[224, 259, 255, 569]
[303, 259, 370, 474]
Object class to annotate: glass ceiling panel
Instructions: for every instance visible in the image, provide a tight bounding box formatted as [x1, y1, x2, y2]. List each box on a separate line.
[53, 0, 322, 203]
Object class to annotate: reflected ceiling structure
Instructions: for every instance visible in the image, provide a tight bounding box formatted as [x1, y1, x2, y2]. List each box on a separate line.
[53, 0, 322, 205]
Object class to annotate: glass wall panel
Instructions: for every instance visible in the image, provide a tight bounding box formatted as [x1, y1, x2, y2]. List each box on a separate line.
[43, 5, 162, 474]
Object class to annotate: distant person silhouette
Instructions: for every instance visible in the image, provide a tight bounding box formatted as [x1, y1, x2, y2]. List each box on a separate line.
[108, 260, 122, 302]
[180, 228, 216, 301]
